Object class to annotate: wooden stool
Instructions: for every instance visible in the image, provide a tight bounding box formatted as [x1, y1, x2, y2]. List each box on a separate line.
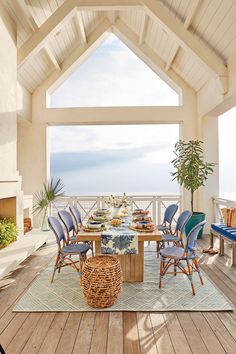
[82, 255, 122, 308]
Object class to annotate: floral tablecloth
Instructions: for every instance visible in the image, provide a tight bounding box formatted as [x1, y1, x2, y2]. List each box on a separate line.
[101, 225, 138, 255]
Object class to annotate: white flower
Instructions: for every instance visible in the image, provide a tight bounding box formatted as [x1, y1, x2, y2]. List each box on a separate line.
[105, 193, 130, 208]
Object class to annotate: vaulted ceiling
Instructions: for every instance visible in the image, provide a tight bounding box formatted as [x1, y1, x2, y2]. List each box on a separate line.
[2, 0, 235, 95]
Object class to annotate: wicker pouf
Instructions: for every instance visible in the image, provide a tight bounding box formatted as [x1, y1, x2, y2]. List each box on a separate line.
[82, 255, 122, 308]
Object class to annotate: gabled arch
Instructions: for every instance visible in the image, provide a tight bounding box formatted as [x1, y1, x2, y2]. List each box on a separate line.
[39, 20, 193, 103]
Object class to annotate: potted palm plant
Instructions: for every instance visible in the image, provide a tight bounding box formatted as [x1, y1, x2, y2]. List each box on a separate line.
[171, 140, 216, 238]
[33, 178, 65, 230]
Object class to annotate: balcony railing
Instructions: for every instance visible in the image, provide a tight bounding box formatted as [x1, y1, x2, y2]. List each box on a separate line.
[213, 197, 236, 223]
[52, 194, 182, 224]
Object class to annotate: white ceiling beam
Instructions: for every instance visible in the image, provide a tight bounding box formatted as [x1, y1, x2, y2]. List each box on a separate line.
[76, 0, 141, 10]
[18, 0, 141, 68]
[139, 12, 149, 45]
[75, 11, 87, 43]
[113, 19, 193, 93]
[184, 0, 201, 30]
[44, 45, 61, 70]
[165, 44, 179, 71]
[107, 11, 119, 25]
[18, 0, 78, 68]
[15, 0, 38, 32]
[43, 19, 111, 93]
[141, 0, 227, 86]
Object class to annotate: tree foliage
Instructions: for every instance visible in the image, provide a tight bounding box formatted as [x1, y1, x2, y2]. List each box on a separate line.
[171, 140, 216, 212]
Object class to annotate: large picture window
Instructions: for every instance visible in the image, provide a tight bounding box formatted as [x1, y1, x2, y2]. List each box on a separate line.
[49, 124, 180, 195]
[48, 34, 180, 108]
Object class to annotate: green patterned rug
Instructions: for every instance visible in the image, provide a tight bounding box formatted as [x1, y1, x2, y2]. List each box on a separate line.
[14, 248, 233, 312]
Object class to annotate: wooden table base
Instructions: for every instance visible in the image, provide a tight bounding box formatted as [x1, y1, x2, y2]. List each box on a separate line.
[78, 230, 161, 282]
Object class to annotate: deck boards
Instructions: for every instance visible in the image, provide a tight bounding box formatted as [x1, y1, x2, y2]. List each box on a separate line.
[0, 237, 236, 353]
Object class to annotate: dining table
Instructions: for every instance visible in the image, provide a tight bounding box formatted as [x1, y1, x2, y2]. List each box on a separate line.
[77, 221, 162, 282]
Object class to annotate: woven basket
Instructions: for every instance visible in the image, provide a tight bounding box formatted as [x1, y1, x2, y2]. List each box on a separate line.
[82, 255, 122, 308]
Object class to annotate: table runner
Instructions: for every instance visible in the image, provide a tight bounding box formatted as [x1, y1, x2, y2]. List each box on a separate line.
[101, 226, 138, 254]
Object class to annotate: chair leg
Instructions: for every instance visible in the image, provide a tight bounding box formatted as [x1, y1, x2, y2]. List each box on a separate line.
[186, 258, 195, 295]
[156, 241, 160, 256]
[51, 255, 60, 283]
[193, 257, 204, 285]
[174, 260, 177, 276]
[159, 259, 164, 288]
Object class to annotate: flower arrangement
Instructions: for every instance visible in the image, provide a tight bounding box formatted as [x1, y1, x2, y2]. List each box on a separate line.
[105, 193, 130, 208]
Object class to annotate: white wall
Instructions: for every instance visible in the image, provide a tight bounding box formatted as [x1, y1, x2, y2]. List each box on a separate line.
[0, 6, 23, 233]
[0, 10, 17, 181]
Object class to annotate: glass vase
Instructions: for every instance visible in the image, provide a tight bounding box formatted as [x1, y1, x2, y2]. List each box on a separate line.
[38, 209, 50, 231]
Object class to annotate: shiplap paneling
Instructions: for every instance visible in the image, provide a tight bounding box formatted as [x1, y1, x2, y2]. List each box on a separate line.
[18, 49, 55, 92]
[162, 0, 191, 22]
[119, 9, 145, 36]
[2, 0, 235, 93]
[49, 21, 78, 64]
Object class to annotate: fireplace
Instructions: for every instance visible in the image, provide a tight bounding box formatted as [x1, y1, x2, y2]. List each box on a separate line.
[0, 196, 16, 223]
[0, 179, 24, 236]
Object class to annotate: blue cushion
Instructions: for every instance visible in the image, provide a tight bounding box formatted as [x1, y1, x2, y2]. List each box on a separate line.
[62, 243, 90, 254]
[161, 234, 179, 242]
[211, 223, 236, 242]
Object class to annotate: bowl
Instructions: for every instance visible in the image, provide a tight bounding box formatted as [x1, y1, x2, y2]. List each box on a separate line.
[91, 214, 107, 221]
[95, 208, 109, 215]
[87, 221, 102, 229]
[136, 221, 152, 226]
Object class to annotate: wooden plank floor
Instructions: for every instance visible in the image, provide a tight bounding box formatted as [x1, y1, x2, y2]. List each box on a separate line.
[0, 236, 236, 353]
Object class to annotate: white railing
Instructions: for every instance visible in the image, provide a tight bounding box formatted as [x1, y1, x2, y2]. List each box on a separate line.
[213, 197, 236, 223]
[52, 194, 182, 224]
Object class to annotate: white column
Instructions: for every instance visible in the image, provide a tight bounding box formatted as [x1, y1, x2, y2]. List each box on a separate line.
[18, 122, 47, 195]
[202, 115, 219, 232]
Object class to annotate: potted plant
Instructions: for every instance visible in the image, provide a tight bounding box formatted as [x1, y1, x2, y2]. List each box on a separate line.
[171, 140, 216, 238]
[33, 178, 65, 230]
[0, 218, 17, 249]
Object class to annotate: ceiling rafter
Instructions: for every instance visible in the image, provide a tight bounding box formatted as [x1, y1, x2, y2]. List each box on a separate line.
[17, 0, 78, 68]
[139, 12, 149, 45]
[44, 45, 61, 70]
[18, 0, 141, 68]
[141, 0, 228, 93]
[107, 10, 119, 25]
[14, 0, 61, 72]
[43, 19, 111, 93]
[184, 0, 202, 30]
[113, 19, 192, 92]
[165, 44, 179, 71]
[14, 0, 38, 32]
[39, 17, 192, 98]
[74, 11, 87, 43]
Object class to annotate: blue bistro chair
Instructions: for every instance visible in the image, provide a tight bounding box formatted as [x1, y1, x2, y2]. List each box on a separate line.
[156, 204, 178, 250]
[69, 205, 82, 233]
[156, 210, 192, 255]
[59, 209, 94, 256]
[48, 216, 90, 283]
[159, 220, 206, 295]
[58, 210, 78, 243]
[157, 204, 178, 233]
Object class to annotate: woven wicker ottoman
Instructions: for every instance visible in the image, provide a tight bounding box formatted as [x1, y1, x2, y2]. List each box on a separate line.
[82, 255, 122, 308]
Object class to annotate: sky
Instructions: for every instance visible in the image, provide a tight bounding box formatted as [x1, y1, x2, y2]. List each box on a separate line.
[50, 34, 179, 107]
[219, 106, 236, 200]
[50, 124, 180, 195]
